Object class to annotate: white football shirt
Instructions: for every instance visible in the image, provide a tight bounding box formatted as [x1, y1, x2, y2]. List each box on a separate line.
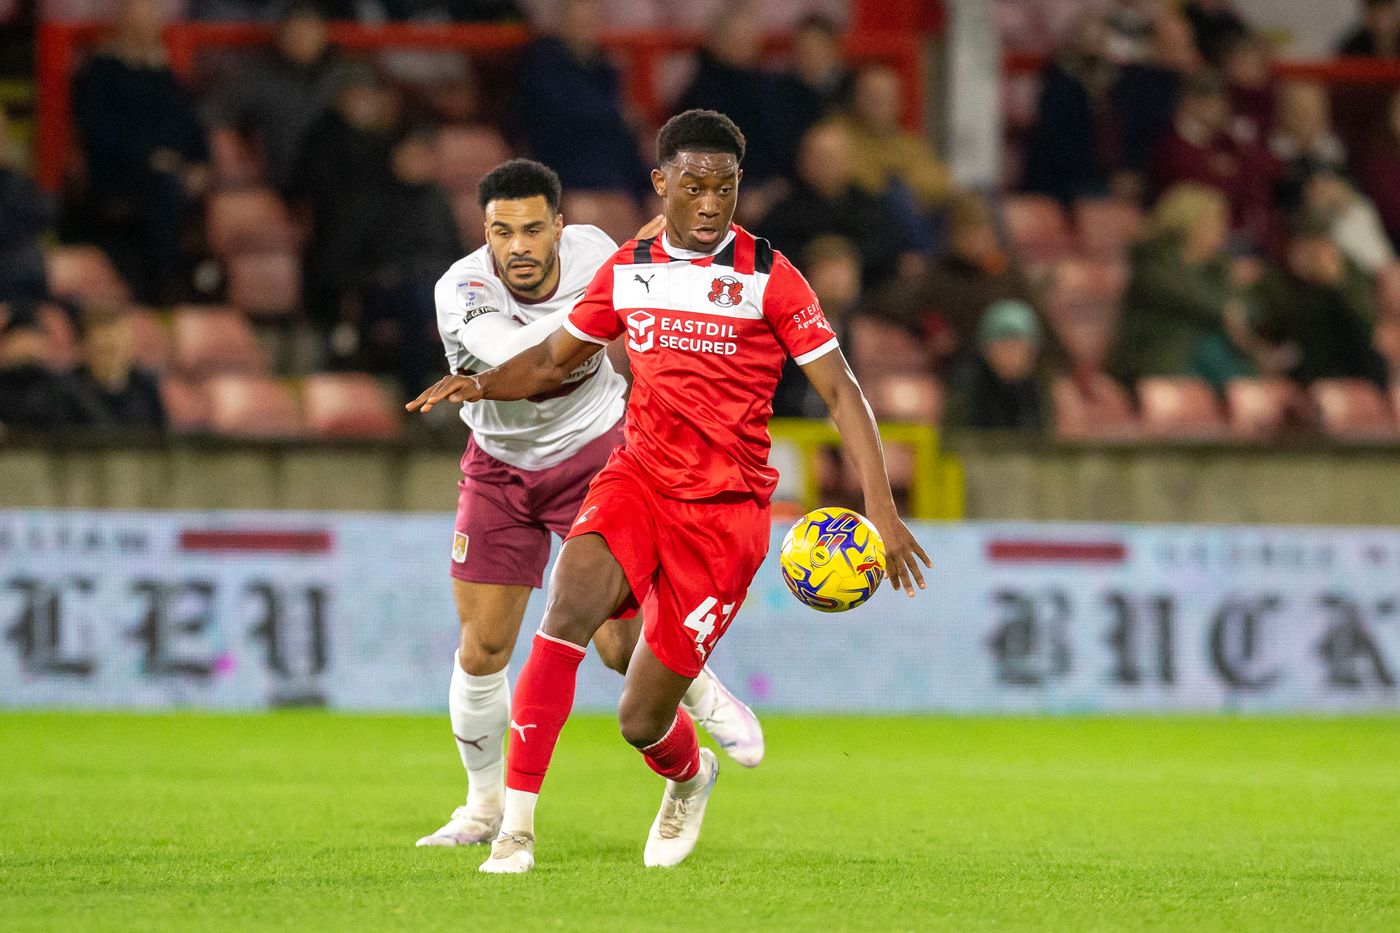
[435, 224, 626, 470]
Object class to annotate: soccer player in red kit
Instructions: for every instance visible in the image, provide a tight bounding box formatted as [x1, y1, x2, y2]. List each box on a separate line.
[409, 109, 931, 873]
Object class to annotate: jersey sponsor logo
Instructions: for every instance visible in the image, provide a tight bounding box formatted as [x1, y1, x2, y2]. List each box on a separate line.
[573, 505, 598, 526]
[452, 532, 469, 563]
[708, 275, 744, 308]
[510, 720, 536, 743]
[634, 273, 655, 293]
[457, 282, 489, 311]
[792, 302, 833, 333]
[461, 305, 502, 325]
[627, 310, 657, 352]
[658, 315, 739, 355]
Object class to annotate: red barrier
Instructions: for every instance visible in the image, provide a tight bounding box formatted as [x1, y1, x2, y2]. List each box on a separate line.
[1003, 51, 1400, 84]
[35, 21, 926, 193]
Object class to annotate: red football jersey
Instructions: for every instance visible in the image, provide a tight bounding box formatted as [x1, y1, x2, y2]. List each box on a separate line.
[564, 224, 839, 502]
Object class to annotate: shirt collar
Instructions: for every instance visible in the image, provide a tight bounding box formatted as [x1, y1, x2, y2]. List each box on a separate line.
[661, 227, 736, 260]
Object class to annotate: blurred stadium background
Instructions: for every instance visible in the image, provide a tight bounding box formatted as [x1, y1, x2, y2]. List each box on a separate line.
[5, 0, 1400, 928]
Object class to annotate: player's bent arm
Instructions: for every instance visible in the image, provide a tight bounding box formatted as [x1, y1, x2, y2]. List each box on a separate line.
[457, 307, 570, 368]
[408, 327, 600, 412]
[800, 350, 932, 596]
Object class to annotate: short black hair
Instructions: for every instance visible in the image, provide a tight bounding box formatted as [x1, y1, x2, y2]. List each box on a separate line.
[656, 109, 746, 166]
[476, 158, 563, 213]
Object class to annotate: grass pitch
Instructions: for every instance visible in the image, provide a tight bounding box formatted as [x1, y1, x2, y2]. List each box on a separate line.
[2, 713, 1399, 931]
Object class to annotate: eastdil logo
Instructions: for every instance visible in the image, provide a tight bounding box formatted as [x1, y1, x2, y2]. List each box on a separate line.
[627, 310, 656, 352]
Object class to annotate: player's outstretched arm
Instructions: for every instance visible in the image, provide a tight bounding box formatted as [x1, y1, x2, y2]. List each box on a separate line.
[800, 349, 932, 596]
[406, 328, 601, 412]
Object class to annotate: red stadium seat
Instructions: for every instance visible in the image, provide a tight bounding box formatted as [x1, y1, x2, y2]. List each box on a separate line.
[1225, 378, 1305, 439]
[435, 125, 511, 192]
[208, 126, 264, 188]
[863, 373, 943, 423]
[171, 305, 267, 374]
[303, 373, 402, 439]
[225, 252, 301, 319]
[45, 245, 130, 305]
[206, 189, 299, 257]
[847, 316, 930, 380]
[1001, 194, 1075, 265]
[1073, 198, 1144, 260]
[206, 374, 302, 438]
[1310, 379, 1397, 440]
[125, 307, 170, 371]
[561, 191, 644, 244]
[161, 374, 211, 433]
[1137, 377, 1228, 438]
[1050, 372, 1137, 439]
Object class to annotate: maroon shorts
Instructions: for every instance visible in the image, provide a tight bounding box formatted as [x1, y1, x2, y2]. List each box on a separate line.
[565, 448, 772, 678]
[451, 420, 625, 588]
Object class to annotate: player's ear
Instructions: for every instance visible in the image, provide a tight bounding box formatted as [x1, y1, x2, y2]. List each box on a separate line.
[553, 212, 564, 238]
[651, 167, 666, 198]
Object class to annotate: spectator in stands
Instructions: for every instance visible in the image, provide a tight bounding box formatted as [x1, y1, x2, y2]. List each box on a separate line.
[1109, 184, 1238, 383]
[1182, 0, 1251, 66]
[1355, 88, 1400, 248]
[0, 107, 54, 304]
[64, 305, 166, 432]
[71, 0, 209, 305]
[1338, 0, 1400, 57]
[204, 3, 354, 193]
[382, 0, 522, 22]
[356, 126, 462, 398]
[942, 299, 1048, 433]
[1102, 0, 1160, 63]
[515, 0, 649, 200]
[1301, 173, 1395, 274]
[755, 121, 904, 287]
[1222, 33, 1275, 147]
[834, 65, 952, 247]
[290, 63, 398, 334]
[1249, 216, 1386, 384]
[677, 7, 791, 186]
[779, 14, 853, 152]
[1271, 82, 1348, 214]
[772, 235, 860, 419]
[0, 314, 78, 430]
[1151, 71, 1275, 248]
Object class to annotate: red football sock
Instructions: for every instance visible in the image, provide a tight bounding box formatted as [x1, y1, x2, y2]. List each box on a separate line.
[505, 631, 586, 794]
[641, 709, 701, 783]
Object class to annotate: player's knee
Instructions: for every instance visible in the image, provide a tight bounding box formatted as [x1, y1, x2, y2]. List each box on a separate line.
[539, 593, 607, 647]
[457, 627, 513, 676]
[617, 698, 670, 749]
[592, 632, 631, 675]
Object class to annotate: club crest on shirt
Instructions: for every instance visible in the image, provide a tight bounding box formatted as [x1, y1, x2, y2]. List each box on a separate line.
[708, 275, 743, 307]
[452, 532, 469, 563]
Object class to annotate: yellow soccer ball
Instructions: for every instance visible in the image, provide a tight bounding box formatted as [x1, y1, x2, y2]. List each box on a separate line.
[778, 507, 886, 612]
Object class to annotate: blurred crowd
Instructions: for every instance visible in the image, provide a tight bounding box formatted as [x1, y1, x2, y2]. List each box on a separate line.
[8, 0, 1400, 443]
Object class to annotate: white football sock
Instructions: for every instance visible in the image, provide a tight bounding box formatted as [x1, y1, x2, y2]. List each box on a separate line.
[501, 788, 538, 836]
[680, 669, 711, 713]
[449, 652, 509, 810]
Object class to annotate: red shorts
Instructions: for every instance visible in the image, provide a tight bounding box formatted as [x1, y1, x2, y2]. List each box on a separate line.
[565, 447, 772, 678]
[451, 421, 625, 588]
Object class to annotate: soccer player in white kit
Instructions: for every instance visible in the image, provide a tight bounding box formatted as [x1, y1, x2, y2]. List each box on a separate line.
[416, 159, 763, 848]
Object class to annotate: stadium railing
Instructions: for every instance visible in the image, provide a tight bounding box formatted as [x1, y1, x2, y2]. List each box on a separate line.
[34, 21, 927, 193]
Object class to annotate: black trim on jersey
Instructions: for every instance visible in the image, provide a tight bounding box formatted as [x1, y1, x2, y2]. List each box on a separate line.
[753, 238, 774, 275]
[632, 237, 656, 264]
[712, 237, 737, 270]
[461, 305, 503, 324]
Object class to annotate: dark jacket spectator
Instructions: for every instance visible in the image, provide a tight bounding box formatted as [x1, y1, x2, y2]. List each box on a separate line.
[1182, 0, 1251, 66]
[777, 13, 853, 150]
[1355, 88, 1400, 248]
[515, 1, 648, 198]
[1222, 34, 1275, 147]
[1270, 82, 1350, 214]
[0, 141, 55, 303]
[756, 122, 903, 287]
[943, 300, 1048, 432]
[64, 309, 166, 431]
[1109, 184, 1238, 383]
[772, 236, 859, 419]
[71, 0, 209, 304]
[0, 319, 79, 430]
[1338, 0, 1400, 57]
[204, 4, 354, 191]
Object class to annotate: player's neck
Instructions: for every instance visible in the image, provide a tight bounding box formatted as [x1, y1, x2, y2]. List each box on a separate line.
[662, 227, 735, 259]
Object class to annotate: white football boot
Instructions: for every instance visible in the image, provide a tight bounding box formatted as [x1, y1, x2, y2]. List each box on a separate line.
[415, 802, 502, 847]
[478, 831, 535, 874]
[683, 668, 764, 767]
[643, 748, 719, 868]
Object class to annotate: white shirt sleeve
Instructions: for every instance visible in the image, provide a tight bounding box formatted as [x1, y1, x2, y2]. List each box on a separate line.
[434, 269, 564, 371]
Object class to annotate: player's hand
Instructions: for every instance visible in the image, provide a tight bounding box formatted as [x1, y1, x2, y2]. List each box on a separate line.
[405, 373, 483, 413]
[870, 507, 931, 597]
[635, 213, 666, 240]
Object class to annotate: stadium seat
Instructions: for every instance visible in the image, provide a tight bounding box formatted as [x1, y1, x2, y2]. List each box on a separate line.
[1001, 194, 1075, 265]
[225, 252, 301, 319]
[125, 307, 170, 371]
[206, 189, 300, 257]
[161, 374, 211, 433]
[1073, 198, 1144, 260]
[206, 374, 302, 438]
[435, 125, 511, 192]
[863, 373, 943, 423]
[171, 305, 267, 374]
[36, 303, 79, 369]
[1310, 379, 1397, 440]
[561, 191, 644, 244]
[1136, 377, 1228, 438]
[1225, 377, 1306, 439]
[1050, 372, 1137, 439]
[208, 126, 264, 188]
[44, 245, 130, 305]
[303, 373, 402, 439]
[848, 316, 930, 380]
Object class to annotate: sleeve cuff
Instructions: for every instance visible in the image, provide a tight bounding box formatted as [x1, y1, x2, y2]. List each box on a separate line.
[563, 317, 611, 346]
[793, 337, 840, 366]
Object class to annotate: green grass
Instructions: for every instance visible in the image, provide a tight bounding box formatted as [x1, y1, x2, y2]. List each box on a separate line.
[2, 713, 1400, 931]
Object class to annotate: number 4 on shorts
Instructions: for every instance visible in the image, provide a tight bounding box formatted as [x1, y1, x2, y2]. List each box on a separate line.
[683, 596, 738, 659]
